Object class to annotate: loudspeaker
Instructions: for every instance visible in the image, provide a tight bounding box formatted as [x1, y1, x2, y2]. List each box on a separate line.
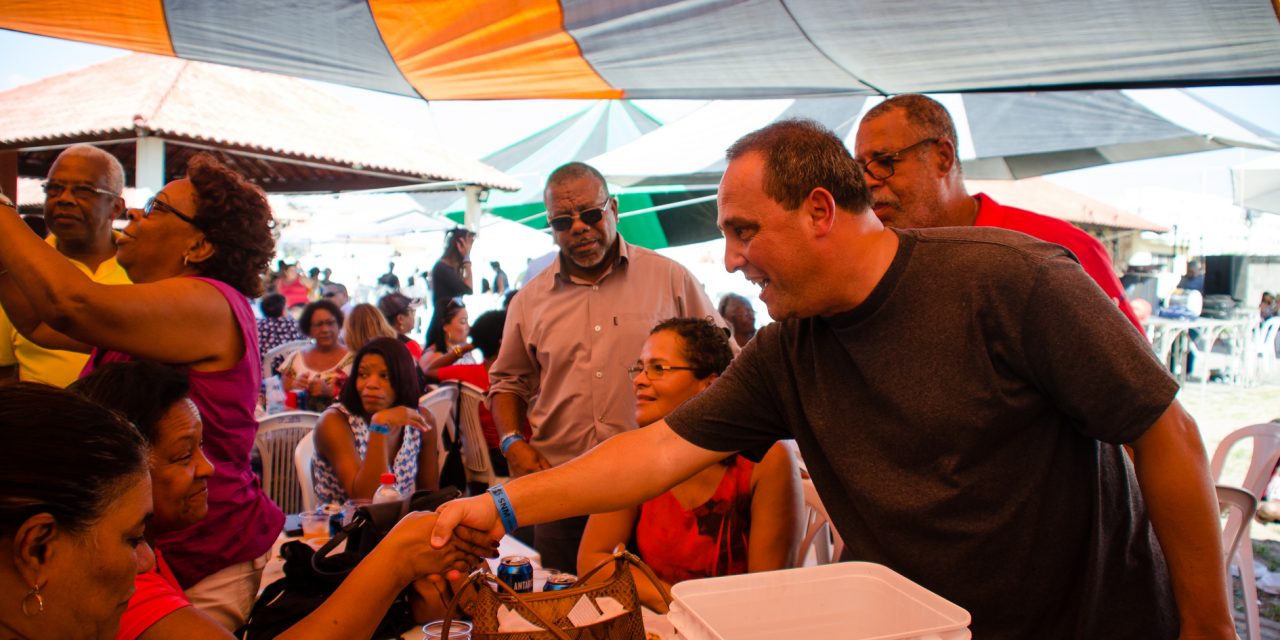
[1204, 255, 1246, 300]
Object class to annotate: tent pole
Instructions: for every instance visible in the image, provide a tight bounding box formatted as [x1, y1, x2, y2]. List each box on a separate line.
[136, 136, 165, 195]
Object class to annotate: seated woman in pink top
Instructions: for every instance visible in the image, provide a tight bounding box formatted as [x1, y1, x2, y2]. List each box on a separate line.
[72, 361, 492, 640]
[577, 318, 804, 612]
[0, 153, 283, 630]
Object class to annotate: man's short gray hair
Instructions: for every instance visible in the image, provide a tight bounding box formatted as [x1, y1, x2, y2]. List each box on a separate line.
[863, 95, 961, 173]
[54, 145, 126, 194]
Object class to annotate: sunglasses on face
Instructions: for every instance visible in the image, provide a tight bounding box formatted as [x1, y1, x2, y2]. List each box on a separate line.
[627, 362, 697, 379]
[42, 181, 118, 201]
[548, 198, 611, 232]
[143, 196, 200, 228]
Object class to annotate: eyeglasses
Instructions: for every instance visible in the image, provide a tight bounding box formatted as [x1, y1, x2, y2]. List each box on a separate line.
[627, 362, 697, 379]
[855, 138, 939, 181]
[548, 198, 611, 232]
[143, 196, 200, 228]
[41, 181, 118, 201]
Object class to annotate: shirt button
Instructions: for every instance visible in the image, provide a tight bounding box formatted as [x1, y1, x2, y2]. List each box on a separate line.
[595, 371, 603, 378]
[594, 325, 601, 332]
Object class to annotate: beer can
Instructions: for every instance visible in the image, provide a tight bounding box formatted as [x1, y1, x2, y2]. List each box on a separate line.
[294, 389, 309, 412]
[321, 502, 343, 537]
[543, 573, 578, 591]
[497, 556, 534, 593]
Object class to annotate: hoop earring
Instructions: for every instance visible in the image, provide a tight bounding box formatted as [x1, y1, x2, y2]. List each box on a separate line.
[21, 585, 44, 616]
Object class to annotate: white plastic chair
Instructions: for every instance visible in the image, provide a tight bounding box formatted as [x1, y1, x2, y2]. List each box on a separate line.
[1254, 318, 1280, 378]
[1211, 423, 1280, 640]
[294, 430, 318, 513]
[796, 479, 844, 567]
[255, 411, 321, 514]
[456, 381, 506, 487]
[419, 385, 459, 473]
[262, 339, 310, 381]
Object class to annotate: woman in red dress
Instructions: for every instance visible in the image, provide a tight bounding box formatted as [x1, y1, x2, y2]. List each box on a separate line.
[576, 318, 803, 612]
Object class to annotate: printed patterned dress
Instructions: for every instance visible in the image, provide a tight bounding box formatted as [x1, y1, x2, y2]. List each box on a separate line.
[312, 404, 422, 504]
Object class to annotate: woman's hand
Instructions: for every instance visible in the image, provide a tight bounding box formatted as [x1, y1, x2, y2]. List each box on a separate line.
[381, 511, 499, 584]
[291, 371, 313, 391]
[370, 406, 432, 434]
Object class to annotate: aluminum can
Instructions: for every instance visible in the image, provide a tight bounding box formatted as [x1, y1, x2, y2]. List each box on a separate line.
[321, 502, 344, 537]
[497, 556, 534, 593]
[543, 573, 578, 591]
[294, 389, 309, 412]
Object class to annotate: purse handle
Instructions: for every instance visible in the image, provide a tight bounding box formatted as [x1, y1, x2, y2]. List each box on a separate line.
[440, 571, 573, 640]
[437, 545, 672, 638]
[575, 544, 673, 607]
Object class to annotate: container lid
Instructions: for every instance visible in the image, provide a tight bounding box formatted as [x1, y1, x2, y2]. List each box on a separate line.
[380, 472, 396, 484]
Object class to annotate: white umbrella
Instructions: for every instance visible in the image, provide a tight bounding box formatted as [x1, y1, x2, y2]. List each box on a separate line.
[592, 90, 1280, 186]
[1233, 154, 1280, 215]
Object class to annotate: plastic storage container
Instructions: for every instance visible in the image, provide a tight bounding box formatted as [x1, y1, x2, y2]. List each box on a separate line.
[667, 562, 970, 640]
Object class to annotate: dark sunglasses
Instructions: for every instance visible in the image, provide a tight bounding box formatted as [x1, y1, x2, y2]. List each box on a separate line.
[42, 180, 118, 201]
[548, 198, 610, 232]
[143, 196, 200, 228]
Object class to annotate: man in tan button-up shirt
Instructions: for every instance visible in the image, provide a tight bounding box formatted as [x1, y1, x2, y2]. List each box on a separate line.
[488, 162, 726, 572]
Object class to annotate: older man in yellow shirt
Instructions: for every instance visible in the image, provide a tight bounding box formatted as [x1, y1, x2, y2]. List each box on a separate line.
[0, 145, 131, 387]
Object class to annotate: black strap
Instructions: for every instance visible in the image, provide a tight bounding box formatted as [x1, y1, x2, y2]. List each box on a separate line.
[444, 380, 463, 454]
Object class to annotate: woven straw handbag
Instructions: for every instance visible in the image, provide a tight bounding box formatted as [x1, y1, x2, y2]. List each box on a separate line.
[439, 545, 671, 640]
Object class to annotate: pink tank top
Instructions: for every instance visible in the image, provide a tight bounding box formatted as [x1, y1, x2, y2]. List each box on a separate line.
[84, 277, 285, 587]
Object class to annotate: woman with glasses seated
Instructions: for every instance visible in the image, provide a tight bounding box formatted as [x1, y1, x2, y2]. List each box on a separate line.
[576, 318, 803, 612]
[420, 297, 478, 372]
[313, 337, 439, 505]
[0, 153, 283, 630]
[280, 299, 351, 411]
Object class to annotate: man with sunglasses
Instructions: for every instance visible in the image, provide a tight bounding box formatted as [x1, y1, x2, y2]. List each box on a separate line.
[0, 145, 131, 386]
[486, 161, 726, 572]
[854, 94, 1144, 335]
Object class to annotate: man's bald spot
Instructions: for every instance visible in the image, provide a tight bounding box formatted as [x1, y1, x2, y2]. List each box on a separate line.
[53, 145, 125, 194]
[544, 162, 607, 202]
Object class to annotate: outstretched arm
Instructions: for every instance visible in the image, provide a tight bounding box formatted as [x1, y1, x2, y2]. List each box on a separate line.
[432, 420, 728, 547]
[1130, 400, 1234, 639]
[0, 209, 234, 366]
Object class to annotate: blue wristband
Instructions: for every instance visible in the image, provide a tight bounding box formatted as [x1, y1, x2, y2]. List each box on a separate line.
[488, 485, 519, 534]
[368, 422, 390, 435]
[499, 433, 524, 456]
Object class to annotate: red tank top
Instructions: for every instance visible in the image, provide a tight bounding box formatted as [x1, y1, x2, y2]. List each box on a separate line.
[635, 456, 754, 585]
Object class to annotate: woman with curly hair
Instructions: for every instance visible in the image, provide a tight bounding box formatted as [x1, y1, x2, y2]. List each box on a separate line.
[0, 152, 283, 631]
[280, 299, 351, 410]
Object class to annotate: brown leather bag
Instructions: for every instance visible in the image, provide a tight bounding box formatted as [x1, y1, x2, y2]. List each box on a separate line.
[440, 546, 671, 640]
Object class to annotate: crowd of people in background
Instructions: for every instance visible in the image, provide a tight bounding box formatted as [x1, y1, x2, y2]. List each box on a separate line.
[0, 93, 1250, 639]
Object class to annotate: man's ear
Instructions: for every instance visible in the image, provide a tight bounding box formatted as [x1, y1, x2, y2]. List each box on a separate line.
[11, 513, 59, 587]
[804, 188, 838, 237]
[935, 138, 959, 176]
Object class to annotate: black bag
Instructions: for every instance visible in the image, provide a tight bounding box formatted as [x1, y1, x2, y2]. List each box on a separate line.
[438, 382, 468, 493]
[239, 488, 460, 639]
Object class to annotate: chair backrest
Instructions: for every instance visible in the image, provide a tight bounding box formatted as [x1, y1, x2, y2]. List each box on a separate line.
[1210, 422, 1280, 498]
[1217, 484, 1258, 567]
[796, 479, 844, 567]
[456, 381, 500, 485]
[294, 430, 318, 513]
[255, 411, 321, 514]
[419, 385, 460, 472]
[262, 339, 311, 381]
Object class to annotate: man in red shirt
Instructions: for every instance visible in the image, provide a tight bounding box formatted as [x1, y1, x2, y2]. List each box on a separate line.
[854, 94, 1145, 335]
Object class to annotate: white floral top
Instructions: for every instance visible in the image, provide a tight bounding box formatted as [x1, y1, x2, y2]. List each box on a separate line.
[312, 404, 422, 504]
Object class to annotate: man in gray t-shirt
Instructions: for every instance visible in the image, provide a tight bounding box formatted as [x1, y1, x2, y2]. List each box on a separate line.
[433, 120, 1232, 638]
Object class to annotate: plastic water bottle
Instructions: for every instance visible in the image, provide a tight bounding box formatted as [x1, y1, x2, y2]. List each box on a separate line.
[372, 473, 402, 504]
[264, 377, 286, 414]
